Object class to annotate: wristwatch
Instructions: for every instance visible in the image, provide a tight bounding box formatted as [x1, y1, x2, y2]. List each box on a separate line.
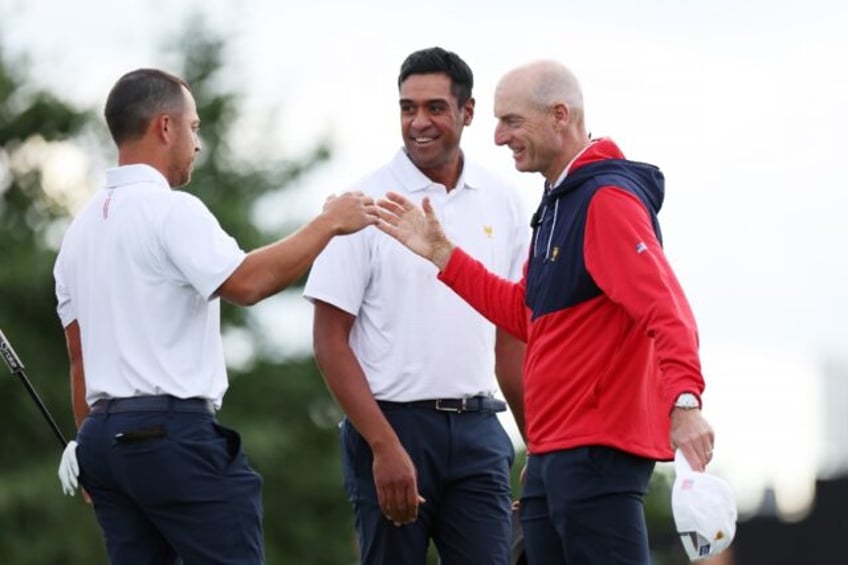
[674, 392, 700, 410]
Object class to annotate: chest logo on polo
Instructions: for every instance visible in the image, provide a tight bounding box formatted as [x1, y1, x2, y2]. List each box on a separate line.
[483, 225, 494, 238]
[551, 246, 559, 261]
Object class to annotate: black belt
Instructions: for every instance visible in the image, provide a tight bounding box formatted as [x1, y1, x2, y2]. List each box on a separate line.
[90, 395, 215, 415]
[377, 396, 507, 413]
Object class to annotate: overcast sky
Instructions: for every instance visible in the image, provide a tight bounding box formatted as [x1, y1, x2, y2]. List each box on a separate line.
[3, 0, 846, 519]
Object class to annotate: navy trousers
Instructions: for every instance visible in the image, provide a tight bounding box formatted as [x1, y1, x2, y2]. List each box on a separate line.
[341, 405, 515, 565]
[77, 400, 264, 564]
[520, 446, 655, 565]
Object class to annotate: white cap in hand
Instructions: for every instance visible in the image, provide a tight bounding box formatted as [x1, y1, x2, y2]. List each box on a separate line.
[672, 449, 737, 561]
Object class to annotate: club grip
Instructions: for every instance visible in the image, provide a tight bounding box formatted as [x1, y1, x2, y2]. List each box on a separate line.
[0, 329, 25, 373]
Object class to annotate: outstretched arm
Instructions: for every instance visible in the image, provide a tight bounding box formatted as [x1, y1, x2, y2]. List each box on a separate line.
[379, 191, 529, 340]
[218, 192, 378, 306]
[376, 192, 456, 270]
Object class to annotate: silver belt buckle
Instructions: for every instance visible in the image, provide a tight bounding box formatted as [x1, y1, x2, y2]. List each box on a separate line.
[435, 398, 466, 413]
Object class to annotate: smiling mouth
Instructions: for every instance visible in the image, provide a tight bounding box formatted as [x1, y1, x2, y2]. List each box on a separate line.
[412, 136, 436, 144]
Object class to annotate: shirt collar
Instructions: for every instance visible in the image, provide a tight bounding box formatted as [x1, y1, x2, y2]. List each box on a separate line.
[547, 139, 599, 191]
[389, 148, 481, 193]
[105, 164, 170, 190]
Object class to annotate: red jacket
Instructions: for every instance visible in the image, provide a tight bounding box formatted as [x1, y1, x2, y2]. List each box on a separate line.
[438, 138, 703, 460]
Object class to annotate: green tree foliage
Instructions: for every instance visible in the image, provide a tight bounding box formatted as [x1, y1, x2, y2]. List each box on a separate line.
[0, 23, 355, 564]
[0, 41, 105, 564]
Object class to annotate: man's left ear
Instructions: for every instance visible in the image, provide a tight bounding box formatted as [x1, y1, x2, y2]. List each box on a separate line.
[553, 103, 569, 127]
[150, 113, 172, 144]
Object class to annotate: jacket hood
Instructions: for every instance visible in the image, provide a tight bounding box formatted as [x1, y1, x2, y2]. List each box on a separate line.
[550, 138, 665, 213]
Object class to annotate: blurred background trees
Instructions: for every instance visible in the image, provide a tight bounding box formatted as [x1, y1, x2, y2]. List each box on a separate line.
[0, 19, 685, 565]
[0, 32, 103, 564]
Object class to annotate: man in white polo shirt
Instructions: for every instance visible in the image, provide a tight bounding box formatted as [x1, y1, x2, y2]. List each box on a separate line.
[53, 67, 378, 564]
[304, 47, 529, 564]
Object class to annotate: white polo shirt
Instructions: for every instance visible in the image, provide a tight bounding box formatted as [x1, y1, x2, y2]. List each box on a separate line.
[54, 164, 245, 408]
[304, 149, 529, 401]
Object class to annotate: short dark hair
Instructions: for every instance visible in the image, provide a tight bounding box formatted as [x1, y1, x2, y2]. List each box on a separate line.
[398, 47, 474, 106]
[104, 68, 191, 145]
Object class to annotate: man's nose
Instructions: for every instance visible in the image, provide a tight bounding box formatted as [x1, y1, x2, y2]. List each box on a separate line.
[411, 109, 431, 129]
[494, 124, 509, 146]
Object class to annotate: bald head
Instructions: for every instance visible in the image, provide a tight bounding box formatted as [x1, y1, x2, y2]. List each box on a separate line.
[493, 60, 590, 183]
[497, 60, 584, 123]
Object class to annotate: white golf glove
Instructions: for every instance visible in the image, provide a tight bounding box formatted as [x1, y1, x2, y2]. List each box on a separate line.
[58, 440, 79, 496]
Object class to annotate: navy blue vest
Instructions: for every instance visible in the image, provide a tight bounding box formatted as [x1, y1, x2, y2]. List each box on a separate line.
[525, 159, 665, 320]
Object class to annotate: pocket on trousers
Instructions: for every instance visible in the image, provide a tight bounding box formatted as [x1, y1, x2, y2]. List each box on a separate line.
[339, 418, 367, 503]
[114, 425, 168, 444]
[212, 422, 243, 464]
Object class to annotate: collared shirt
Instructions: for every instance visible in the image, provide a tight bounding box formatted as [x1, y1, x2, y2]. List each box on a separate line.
[303, 149, 529, 401]
[548, 139, 600, 191]
[54, 164, 245, 408]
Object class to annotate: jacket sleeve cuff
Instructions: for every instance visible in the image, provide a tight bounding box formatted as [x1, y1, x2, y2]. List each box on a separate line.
[437, 247, 468, 283]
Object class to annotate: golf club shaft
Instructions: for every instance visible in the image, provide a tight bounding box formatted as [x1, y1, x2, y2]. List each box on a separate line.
[0, 329, 68, 448]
